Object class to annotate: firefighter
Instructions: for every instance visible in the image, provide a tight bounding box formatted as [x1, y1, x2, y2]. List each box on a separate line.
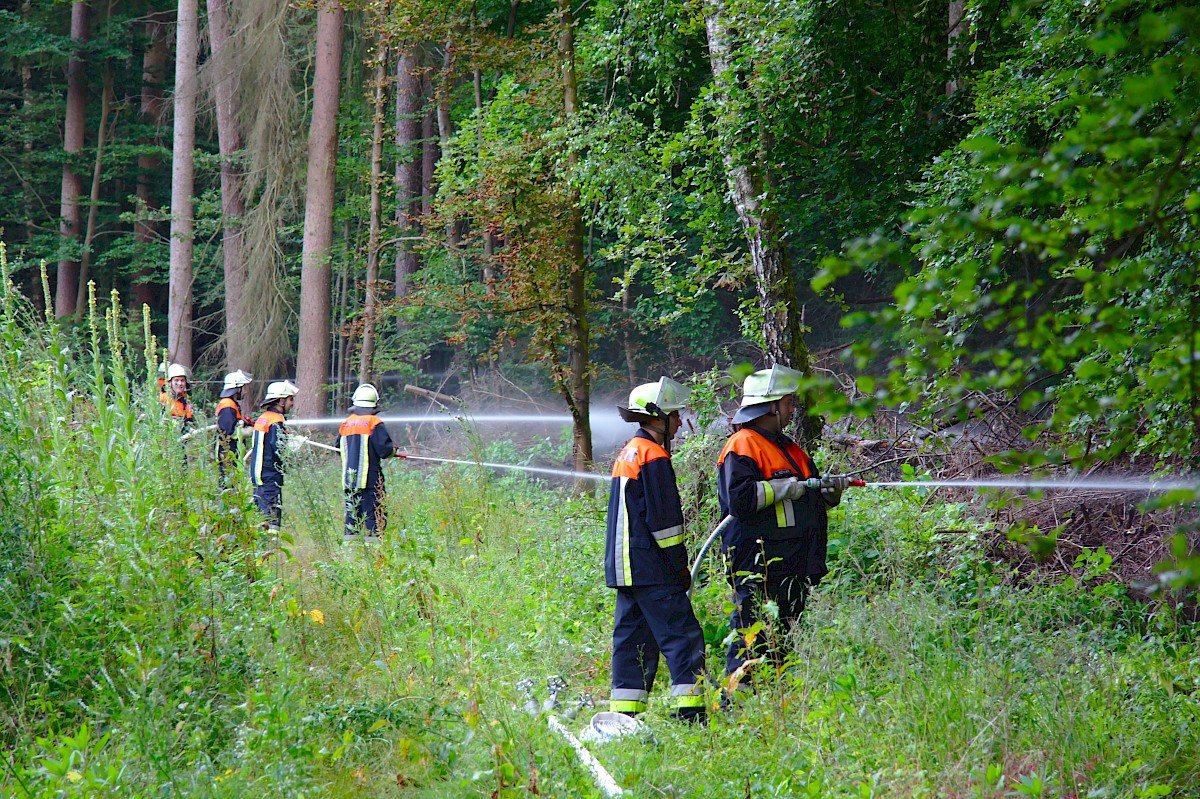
[337, 384, 398, 544]
[215, 370, 253, 483]
[249, 380, 298, 532]
[717, 365, 849, 691]
[160, 363, 195, 430]
[606, 377, 707, 724]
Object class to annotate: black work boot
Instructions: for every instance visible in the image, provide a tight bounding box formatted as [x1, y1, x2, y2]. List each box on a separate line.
[669, 706, 708, 726]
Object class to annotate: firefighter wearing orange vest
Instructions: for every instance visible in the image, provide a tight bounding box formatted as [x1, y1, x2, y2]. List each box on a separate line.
[160, 363, 195, 430]
[606, 377, 707, 724]
[337, 384, 397, 543]
[214, 370, 252, 483]
[249, 380, 298, 531]
[718, 366, 850, 687]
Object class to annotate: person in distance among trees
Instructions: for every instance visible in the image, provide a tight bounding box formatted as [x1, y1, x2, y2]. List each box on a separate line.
[717, 365, 850, 695]
[249, 380, 298, 533]
[606, 377, 708, 724]
[337, 384, 398, 544]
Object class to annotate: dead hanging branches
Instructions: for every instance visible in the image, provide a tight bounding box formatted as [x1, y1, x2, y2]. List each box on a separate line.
[198, 0, 305, 380]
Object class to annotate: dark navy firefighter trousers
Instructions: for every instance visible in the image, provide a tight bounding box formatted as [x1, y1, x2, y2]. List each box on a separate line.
[345, 487, 386, 537]
[611, 584, 707, 720]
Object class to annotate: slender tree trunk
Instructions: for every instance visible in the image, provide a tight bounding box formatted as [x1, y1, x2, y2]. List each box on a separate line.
[395, 47, 422, 300]
[558, 0, 592, 475]
[421, 80, 437, 219]
[75, 70, 113, 315]
[208, 0, 249, 370]
[702, 0, 812, 402]
[21, 1, 36, 255]
[133, 11, 170, 312]
[621, 281, 637, 387]
[169, 0, 200, 368]
[296, 3, 346, 416]
[360, 50, 387, 385]
[55, 0, 89, 318]
[946, 0, 966, 96]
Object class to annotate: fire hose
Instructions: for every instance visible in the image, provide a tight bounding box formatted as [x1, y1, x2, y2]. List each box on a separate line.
[687, 477, 866, 597]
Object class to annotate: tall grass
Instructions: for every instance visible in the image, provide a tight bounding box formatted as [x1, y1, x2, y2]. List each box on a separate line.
[0, 253, 1197, 797]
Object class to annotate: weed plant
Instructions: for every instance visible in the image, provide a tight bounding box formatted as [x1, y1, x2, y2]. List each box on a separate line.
[0, 258, 1197, 797]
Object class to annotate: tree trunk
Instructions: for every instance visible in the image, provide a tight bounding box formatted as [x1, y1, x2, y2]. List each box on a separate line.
[558, 0, 592, 476]
[702, 0, 813, 410]
[169, 0, 200, 368]
[55, 0, 89, 318]
[421, 79, 437, 219]
[74, 69, 113, 315]
[208, 0, 249, 370]
[622, 280, 637, 387]
[395, 47, 423, 300]
[360, 50, 387, 385]
[133, 10, 170, 312]
[295, 3, 345, 417]
[946, 0, 966, 97]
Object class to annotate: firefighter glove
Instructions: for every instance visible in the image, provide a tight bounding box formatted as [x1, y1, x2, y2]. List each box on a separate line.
[767, 478, 807, 502]
[822, 475, 852, 492]
[286, 434, 307, 453]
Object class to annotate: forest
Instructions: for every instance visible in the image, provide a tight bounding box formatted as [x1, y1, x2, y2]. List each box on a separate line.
[1, 0, 1199, 795]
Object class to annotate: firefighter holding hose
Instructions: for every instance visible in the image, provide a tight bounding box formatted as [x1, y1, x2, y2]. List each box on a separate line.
[337, 384, 398, 544]
[214, 370, 252, 484]
[606, 377, 708, 724]
[717, 365, 850, 696]
[249, 380, 298, 532]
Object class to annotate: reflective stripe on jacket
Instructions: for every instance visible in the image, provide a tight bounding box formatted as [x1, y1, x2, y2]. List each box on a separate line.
[605, 429, 688, 588]
[249, 410, 287, 487]
[717, 426, 829, 585]
[337, 409, 395, 491]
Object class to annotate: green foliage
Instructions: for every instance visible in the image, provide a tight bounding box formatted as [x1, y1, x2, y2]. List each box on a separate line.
[827, 0, 1200, 472]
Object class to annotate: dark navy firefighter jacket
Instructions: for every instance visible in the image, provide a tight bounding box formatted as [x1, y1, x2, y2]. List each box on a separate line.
[249, 409, 288, 488]
[717, 425, 831, 587]
[337, 407, 396, 492]
[605, 429, 689, 588]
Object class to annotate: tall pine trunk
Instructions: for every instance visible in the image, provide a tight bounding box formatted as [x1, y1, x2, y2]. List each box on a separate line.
[74, 69, 112, 315]
[55, 0, 89, 318]
[394, 47, 422, 300]
[558, 0, 592, 475]
[359, 50, 387, 384]
[133, 11, 170, 312]
[296, 3, 345, 416]
[946, 0, 966, 96]
[169, 0, 200, 367]
[702, 0, 816, 439]
[208, 0, 249, 370]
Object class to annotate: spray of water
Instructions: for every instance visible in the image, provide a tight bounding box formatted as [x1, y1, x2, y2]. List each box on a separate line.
[288, 413, 576, 426]
[866, 477, 1197, 493]
[398, 454, 607, 483]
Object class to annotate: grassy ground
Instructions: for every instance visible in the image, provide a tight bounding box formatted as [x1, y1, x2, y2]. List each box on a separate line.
[1, 285, 1198, 798]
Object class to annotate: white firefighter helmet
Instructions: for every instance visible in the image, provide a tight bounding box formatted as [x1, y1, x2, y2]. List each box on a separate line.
[351, 383, 379, 408]
[617, 377, 691, 422]
[261, 380, 299, 406]
[220, 370, 253, 397]
[166, 363, 190, 381]
[732, 365, 804, 424]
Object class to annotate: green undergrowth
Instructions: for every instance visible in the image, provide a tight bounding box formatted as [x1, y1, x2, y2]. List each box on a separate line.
[1, 280, 1198, 797]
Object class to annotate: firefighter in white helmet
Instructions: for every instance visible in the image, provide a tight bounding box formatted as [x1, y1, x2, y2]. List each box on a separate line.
[249, 380, 298, 531]
[214, 370, 253, 483]
[159, 363, 195, 430]
[337, 384, 398, 543]
[717, 365, 850, 695]
[606, 377, 707, 724]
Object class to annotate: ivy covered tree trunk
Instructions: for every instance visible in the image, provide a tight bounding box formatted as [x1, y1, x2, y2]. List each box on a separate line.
[558, 0, 592, 474]
[702, 0, 816, 439]
[394, 47, 422, 300]
[208, 0, 249, 371]
[296, 2, 345, 416]
[169, 0, 199, 368]
[55, 0, 89, 318]
[360, 50, 387, 385]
